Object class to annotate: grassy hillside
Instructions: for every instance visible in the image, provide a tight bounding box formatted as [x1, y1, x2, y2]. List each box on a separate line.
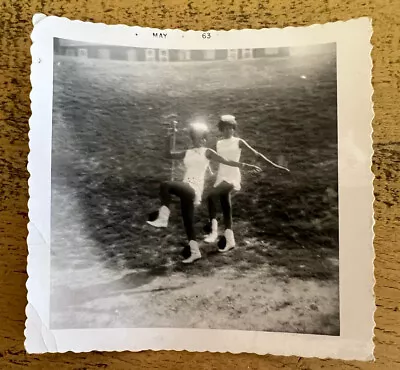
[50, 50, 339, 334]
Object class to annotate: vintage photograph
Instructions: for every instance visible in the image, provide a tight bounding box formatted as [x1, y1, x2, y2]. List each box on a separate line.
[49, 38, 340, 335]
[26, 16, 375, 358]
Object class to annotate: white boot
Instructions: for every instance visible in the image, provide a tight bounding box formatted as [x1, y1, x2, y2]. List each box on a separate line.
[219, 229, 235, 253]
[204, 219, 218, 243]
[146, 206, 170, 228]
[182, 240, 201, 264]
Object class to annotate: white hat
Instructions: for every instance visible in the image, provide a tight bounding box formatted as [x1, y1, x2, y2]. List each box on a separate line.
[220, 115, 237, 125]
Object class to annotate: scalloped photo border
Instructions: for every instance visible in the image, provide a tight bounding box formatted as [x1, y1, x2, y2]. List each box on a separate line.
[26, 14, 375, 360]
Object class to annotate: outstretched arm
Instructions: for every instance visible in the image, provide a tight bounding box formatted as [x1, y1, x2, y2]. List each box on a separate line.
[165, 134, 186, 160]
[239, 139, 290, 172]
[206, 148, 261, 172]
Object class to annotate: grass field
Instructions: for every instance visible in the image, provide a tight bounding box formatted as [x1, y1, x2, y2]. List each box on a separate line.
[50, 48, 339, 335]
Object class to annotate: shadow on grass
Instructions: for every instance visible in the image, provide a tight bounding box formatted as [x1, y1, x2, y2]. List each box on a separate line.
[55, 162, 338, 283]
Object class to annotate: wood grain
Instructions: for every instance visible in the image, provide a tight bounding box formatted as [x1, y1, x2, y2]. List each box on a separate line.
[1, 0, 399, 368]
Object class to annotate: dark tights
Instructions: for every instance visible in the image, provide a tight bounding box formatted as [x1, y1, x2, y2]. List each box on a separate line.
[207, 181, 234, 229]
[160, 181, 196, 241]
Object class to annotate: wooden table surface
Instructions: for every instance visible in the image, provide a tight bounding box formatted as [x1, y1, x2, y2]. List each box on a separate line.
[1, 1, 399, 369]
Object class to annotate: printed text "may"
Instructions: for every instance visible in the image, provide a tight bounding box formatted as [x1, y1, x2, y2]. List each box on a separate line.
[153, 33, 167, 38]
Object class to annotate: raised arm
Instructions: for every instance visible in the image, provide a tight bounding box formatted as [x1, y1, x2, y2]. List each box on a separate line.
[165, 133, 186, 160]
[206, 148, 261, 172]
[239, 139, 290, 172]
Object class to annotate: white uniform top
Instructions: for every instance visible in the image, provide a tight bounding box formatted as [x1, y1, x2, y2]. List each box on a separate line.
[214, 137, 242, 191]
[183, 147, 210, 205]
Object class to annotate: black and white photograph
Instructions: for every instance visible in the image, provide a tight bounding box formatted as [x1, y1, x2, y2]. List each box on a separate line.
[26, 15, 374, 359]
[50, 38, 340, 334]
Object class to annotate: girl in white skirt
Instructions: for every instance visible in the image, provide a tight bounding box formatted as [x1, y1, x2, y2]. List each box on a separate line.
[204, 115, 290, 252]
[147, 122, 261, 264]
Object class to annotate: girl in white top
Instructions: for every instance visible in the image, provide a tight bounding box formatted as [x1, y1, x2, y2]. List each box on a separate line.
[147, 121, 261, 264]
[204, 115, 290, 252]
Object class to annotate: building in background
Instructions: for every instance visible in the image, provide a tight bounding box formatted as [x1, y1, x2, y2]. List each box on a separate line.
[55, 39, 333, 63]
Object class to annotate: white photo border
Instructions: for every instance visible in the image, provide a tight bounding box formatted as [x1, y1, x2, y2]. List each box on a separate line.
[26, 14, 375, 360]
